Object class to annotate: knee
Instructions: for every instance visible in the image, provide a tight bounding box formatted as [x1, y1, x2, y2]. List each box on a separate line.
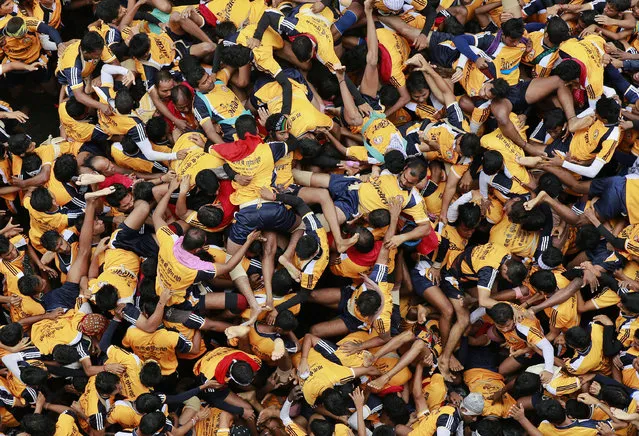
[457, 312, 470, 329]
[233, 74, 250, 89]
[309, 325, 322, 336]
[169, 12, 182, 24]
[440, 302, 455, 319]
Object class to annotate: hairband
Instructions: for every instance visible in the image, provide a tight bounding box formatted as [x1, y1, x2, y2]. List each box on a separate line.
[6, 22, 27, 38]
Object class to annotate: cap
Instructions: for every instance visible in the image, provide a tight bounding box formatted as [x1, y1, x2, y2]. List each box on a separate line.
[382, 0, 404, 11]
[460, 392, 484, 416]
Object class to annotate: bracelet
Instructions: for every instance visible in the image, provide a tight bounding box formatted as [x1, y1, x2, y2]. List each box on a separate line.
[192, 418, 197, 427]
[339, 80, 345, 84]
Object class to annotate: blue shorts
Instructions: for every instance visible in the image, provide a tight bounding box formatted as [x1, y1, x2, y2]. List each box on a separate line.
[410, 266, 436, 298]
[42, 282, 80, 311]
[507, 80, 531, 115]
[590, 176, 627, 221]
[228, 202, 297, 245]
[428, 32, 459, 68]
[112, 223, 159, 259]
[338, 286, 365, 332]
[313, 339, 342, 364]
[328, 174, 360, 221]
[446, 103, 464, 130]
[439, 274, 464, 300]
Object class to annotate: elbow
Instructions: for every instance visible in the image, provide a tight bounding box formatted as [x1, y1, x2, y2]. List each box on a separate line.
[347, 113, 363, 127]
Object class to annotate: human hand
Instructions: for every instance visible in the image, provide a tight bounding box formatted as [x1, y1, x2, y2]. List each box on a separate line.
[388, 195, 403, 218]
[339, 341, 361, 355]
[1, 218, 22, 238]
[122, 70, 136, 87]
[235, 174, 253, 186]
[593, 314, 613, 326]
[6, 111, 29, 123]
[173, 119, 188, 131]
[508, 403, 526, 422]
[46, 307, 65, 320]
[540, 370, 553, 385]
[475, 57, 489, 70]
[260, 186, 276, 200]
[105, 363, 125, 374]
[99, 103, 113, 116]
[257, 107, 270, 127]
[311, 1, 326, 13]
[41, 265, 58, 279]
[246, 37, 261, 49]
[451, 67, 463, 83]
[413, 33, 429, 51]
[350, 386, 365, 410]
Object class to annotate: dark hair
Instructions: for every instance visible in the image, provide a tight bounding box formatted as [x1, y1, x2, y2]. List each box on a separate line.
[475, 419, 503, 436]
[341, 44, 367, 73]
[115, 88, 137, 114]
[575, 224, 600, 251]
[406, 71, 428, 94]
[379, 85, 400, 108]
[17, 274, 41, 296]
[508, 202, 528, 224]
[457, 203, 481, 229]
[580, 9, 598, 25]
[0, 323, 23, 347]
[369, 209, 390, 228]
[183, 64, 206, 89]
[354, 226, 375, 253]
[53, 153, 78, 183]
[183, 228, 207, 251]
[95, 284, 119, 312]
[520, 208, 547, 231]
[128, 33, 151, 59]
[22, 414, 56, 436]
[490, 79, 510, 99]
[552, 60, 581, 82]
[540, 246, 563, 268]
[265, 113, 285, 134]
[372, 426, 397, 436]
[229, 360, 254, 385]
[8, 133, 31, 156]
[214, 21, 238, 40]
[355, 290, 382, 316]
[121, 136, 138, 155]
[106, 183, 129, 208]
[310, 419, 334, 436]
[139, 411, 166, 435]
[543, 108, 567, 131]
[30, 187, 54, 212]
[537, 173, 562, 198]
[135, 393, 163, 413]
[501, 17, 524, 39]
[146, 117, 168, 143]
[65, 98, 87, 119]
[299, 137, 322, 158]
[536, 399, 566, 425]
[504, 259, 527, 286]
[235, 115, 258, 139]
[382, 394, 409, 425]
[565, 326, 590, 349]
[620, 292, 639, 314]
[512, 372, 541, 398]
[272, 268, 295, 297]
[459, 134, 480, 158]
[530, 270, 557, 294]
[0, 235, 10, 255]
[596, 96, 620, 124]
[81, 31, 105, 53]
[546, 16, 570, 45]
[40, 231, 62, 252]
[140, 361, 162, 387]
[565, 399, 590, 419]
[220, 45, 251, 67]
[197, 205, 224, 228]
[296, 234, 319, 260]
[291, 35, 314, 62]
[601, 385, 631, 409]
[487, 302, 514, 325]
[133, 181, 154, 202]
[321, 388, 349, 416]
[483, 150, 504, 175]
[607, 0, 631, 12]
[384, 150, 406, 174]
[275, 309, 298, 331]
[53, 344, 80, 365]
[405, 156, 428, 180]
[22, 153, 42, 176]
[95, 0, 120, 23]
[195, 169, 219, 194]
[95, 371, 120, 396]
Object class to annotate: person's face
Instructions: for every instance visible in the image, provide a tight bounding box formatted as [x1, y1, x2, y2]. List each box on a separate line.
[633, 357, 639, 372]
[502, 197, 522, 216]
[548, 125, 565, 139]
[0, 244, 17, 261]
[157, 79, 176, 101]
[398, 168, 422, 190]
[274, 130, 289, 141]
[118, 193, 135, 213]
[83, 49, 103, 61]
[410, 87, 430, 104]
[503, 35, 520, 47]
[500, 262, 510, 281]
[478, 82, 494, 100]
[197, 73, 215, 93]
[461, 412, 478, 424]
[55, 238, 71, 255]
[94, 218, 105, 235]
[175, 94, 192, 114]
[495, 319, 515, 333]
[94, 156, 116, 176]
[633, 3, 639, 18]
[603, 3, 619, 17]
[0, 0, 13, 15]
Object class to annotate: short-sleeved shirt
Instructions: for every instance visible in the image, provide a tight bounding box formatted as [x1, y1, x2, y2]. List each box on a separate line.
[295, 212, 329, 290]
[357, 174, 429, 224]
[121, 326, 192, 375]
[300, 349, 355, 406]
[569, 119, 619, 164]
[56, 40, 115, 90]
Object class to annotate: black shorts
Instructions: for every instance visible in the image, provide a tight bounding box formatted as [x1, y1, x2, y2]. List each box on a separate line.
[42, 282, 80, 311]
[507, 81, 531, 115]
[338, 286, 366, 332]
[428, 32, 459, 68]
[111, 223, 159, 259]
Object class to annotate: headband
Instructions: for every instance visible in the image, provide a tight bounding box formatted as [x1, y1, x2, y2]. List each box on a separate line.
[272, 114, 289, 132]
[6, 22, 27, 38]
[228, 360, 251, 386]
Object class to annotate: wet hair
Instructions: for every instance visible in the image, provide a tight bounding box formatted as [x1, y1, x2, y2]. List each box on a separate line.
[487, 302, 514, 325]
[183, 227, 207, 251]
[0, 323, 23, 347]
[220, 45, 251, 67]
[30, 187, 54, 212]
[146, 117, 168, 143]
[460, 134, 480, 158]
[121, 136, 138, 155]
[406, 71, 428, 94]
[139, 412, 166, 435]
[490, 79, 510, 99]
[128, 33, 151, 59]
[95, 0, 120, 23]
[197, 205, 224, 228]
[530, 270, 557, 294]
[272, 268, 295, 297]
[40, 231, 62, 252]
[540, 246, 563, 268]
[575, 224, 600, 251]
[620, 292, 639, 314]
[355, 290, 382, 316]
[535, 399, 566, 425]
[235, 114, 258, 139]
[552, 60, 581, 82]
[291, 36, 314, 62]
[140, 361, 162, 387]
[95, 284, 119, 312]
[565, 326, 590, 349]
[53, 344, 80, 365]
[537, 172, 562, 198]
[384, 150, 406, 174]
[81, 31, 105, 53]
[95, 371, 120, 396]
[543, 108, 567, 132]
[21, 366, 48, 386]
[229, 361, 254, 385]
[275, 309, 298, 331]
[457, 203, 481, 229]
[8, 133, 31, 156]
[546, 16, 570, 45]
[296, 234, 319, 260]
[369, 209, 390, 228]
[135, 393, 163, 413]
[299, 137, 322, 158]
[53, 153, 78, 183]
[501, 18, 525, 39]
[601, 385, 631, 409]
[482, 150, 504, 176]
[565, 399, 590, 419]
[505, 259, 528, 285]
[596, 96, 620, 124]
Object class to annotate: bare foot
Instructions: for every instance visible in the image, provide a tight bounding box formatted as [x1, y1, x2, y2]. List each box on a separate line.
[449, 355, 464, 372]
[278, 255, 301, 282]
[438, 356, 454, 382]
[362, 350, 375, 367]
[271, 338, 286, 361]
[225, 325, 249, 341]
[76, 174, 106, 186]
[336, 233, 359, 253]
[368, 375, 390, 391]
[85, 186, 116, 199]
[516, 156, 543, 168]
[523, 191, 547, 211]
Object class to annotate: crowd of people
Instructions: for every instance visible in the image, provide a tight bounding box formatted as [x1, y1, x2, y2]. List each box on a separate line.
[0, 0, 639, 433]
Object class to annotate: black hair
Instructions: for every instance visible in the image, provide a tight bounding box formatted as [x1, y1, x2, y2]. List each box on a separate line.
[65, 98, 87, 119]
[220, 44, 251, 68]
[369, 209, 390, 228]
[621, 292, 639, 314]
[8, 133, 31, 156]
[601, 385, 631, 409]
[512, 372, 541, 398]
[110, 40, 130, 62]
[40, 231, 62, 252]
[310, 419, 334, 436]
[146, 117, 168, 143]
[22, 153, 42, 177]
[121, 136, 138, 155]
[95, 371, 120, 396]
[30, 187, 54, 212]
[17, 274, 41, 297]
[535, 399, 566, 425]
[482, 150, 504, 176]
[372, 425, 397, 436]
[299, 137, 322, 158]
[132, 181, 154, 202]
[115, 88, 137, 114]
[552, 60, 581, 82]
[530, 270, 557, 294]
[52, 344, 80, 365]
[0, 323, 23, 347]
[505, 259, 527, 286]
[128, 33, 151, 59]
[406, 71, 428, 94]
[296, 234, 319, 260]
[214, 21, 238, 40]
[22, 414, 56, 436]
[265, 112, 285, 133]
[379, 85, 400, 108]
[141, 257, 158, 278]
[607, 0, 631, 12]
[546, 16, 570, 45]
[405, 156, 428, 180]
[580, 9, 598, 25]
[95, 284, 119, 312]
[135, 393, 163, 413]
[170, 85, 192, 107]
[275, 309, 298, 331]
[291, 35, 314, 62]
[81, 31, 105, 54]
[321, 388, 349, 416]
[53, 153, 78, 183]
[229, 360, 254, 385]
[195, 169, 219, 194]
[140, 361, 162, 387]
[106, 183, 129, 208]
[272, 268, 295, 297]
[490, 79, 510, 99]
[341, 44, 367, 73]
[459, 134, 480, 158]
[95, 0, 120, 23]
[565, 399, 590, 419]
[501, 17, 525, 39]
[543, 108, 567, 132]
[565, 326, 590, 349]
[575, 224, 600, 251]
[139, 411, 166, 435]
[384, 150, 406, 174]
[197, 205, 224, 228]
[382, 395, 409, 425]
[541, 246, 563, 268]
[354, 226, 375, 253]
[182, 62, 206, 89]
[596, 96, 620, 124]
[183, 227, 207, 251]
[235, 114, 258, 139]
[355, 290, 382, 316]
[457, 202, 481, 229]
[475, 419, 503, 436]
[0, 235, 10, 255]
[487, 302, 514, 325]
[520, 208, 547, 231]
[537, 172, 562, 198]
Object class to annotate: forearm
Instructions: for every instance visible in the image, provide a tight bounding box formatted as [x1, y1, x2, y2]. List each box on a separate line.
[530, 278, 582, 313]
[176, 191, 190, 219]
